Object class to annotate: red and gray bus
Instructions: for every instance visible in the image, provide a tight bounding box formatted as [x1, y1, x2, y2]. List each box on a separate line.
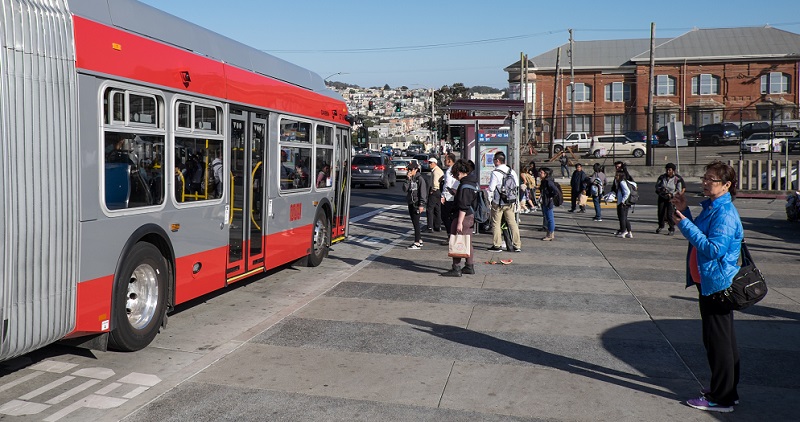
[0, 0, 352, 360]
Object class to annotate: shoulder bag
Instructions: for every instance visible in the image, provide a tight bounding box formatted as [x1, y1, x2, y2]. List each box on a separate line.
[718, 241, 768, 310]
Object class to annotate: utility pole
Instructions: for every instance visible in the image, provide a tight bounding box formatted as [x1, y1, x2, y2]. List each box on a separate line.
[646, 22, 656, 166]
[550, 47, 562, 158]
[569, 29, 575, 134]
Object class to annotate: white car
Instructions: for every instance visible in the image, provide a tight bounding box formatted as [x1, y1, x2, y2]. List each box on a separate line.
[589, 135, 647, 158]
[392, 159, 418, 178]
[741, 133, 786, 153]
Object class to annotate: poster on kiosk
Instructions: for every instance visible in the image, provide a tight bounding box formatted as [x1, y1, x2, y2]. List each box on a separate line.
[477, 129, 510, 188]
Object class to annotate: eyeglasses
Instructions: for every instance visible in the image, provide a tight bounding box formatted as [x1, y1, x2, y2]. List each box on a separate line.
[700, 176, 722, 183]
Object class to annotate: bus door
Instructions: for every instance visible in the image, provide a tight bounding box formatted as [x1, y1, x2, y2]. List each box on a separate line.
[333, 128, 351, 240]
[227, 108, 267, 281]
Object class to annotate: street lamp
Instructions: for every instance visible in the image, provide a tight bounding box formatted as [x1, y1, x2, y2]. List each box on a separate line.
[323, 72, 348, 83]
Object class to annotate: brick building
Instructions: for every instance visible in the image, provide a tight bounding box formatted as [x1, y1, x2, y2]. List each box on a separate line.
[506, 26, 800, 143]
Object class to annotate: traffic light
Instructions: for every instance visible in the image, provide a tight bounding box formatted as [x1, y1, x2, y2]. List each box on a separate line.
[395, 102, 402, 112]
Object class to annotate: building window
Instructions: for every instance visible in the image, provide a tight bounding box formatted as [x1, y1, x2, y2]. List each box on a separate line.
[761, 72, 790, 94]
[604, 82, 630, 102]
[691, 74, 720, 95]
[566, 115, 591, 132]
[566, 83, 592, 102]
[654, 75, 676, 96]
[604, 115, 628, 134]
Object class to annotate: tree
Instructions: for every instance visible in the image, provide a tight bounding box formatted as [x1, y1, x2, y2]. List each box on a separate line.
[383, 84, 391, 90]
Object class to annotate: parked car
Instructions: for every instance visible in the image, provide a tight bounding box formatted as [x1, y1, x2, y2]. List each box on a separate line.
[552, 132, 592, 153]
[351, 153, 396, 188]
[392, 158, 418, 179]
[380, 146, 394, 156]
[588, 135, 646, 158]
[412, 153, 431, 172]
[740, 122, 772, 139]
[655, 124, 697, 145]
[740, 133, 787, 153]
[695, 123, 740, 145]
[623, 131, 658, 146]
[787, 136, 800, 152]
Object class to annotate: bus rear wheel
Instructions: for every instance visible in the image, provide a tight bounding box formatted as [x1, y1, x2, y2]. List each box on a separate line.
[108, 242, 167, 352]
[307, 209, 330, 267]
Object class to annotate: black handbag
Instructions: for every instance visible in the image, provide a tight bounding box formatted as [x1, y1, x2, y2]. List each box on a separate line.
[719, 242, 768, 310]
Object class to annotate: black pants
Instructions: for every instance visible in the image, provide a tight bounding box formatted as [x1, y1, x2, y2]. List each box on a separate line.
[657, 197, 675, 230]
[616, 204, 631, 233]
[442, 200, 456, 235]
[408, 204, 422, 243]
[698, 287, 740, 406]
[570, 190, 583, 211]
[427, 191, 442, 231]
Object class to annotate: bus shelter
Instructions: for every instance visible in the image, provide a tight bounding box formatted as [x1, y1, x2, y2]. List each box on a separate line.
[445, 99, 523, 188]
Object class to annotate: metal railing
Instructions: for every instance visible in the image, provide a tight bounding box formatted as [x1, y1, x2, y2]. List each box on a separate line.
[728, 159, 800, 192]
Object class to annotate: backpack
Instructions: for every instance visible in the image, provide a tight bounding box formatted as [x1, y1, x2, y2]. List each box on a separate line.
[552, 182, 564, 207]
[625, 180, 639, 205]
[591, 176, 604, 197]
[460, 183, 490, 224]
[495, 169, 518, 205]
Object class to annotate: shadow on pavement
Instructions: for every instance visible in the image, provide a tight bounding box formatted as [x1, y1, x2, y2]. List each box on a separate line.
[400, 317, 681, 401]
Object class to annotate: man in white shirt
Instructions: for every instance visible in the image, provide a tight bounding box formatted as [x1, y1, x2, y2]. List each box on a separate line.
[486, 152, 521, 252]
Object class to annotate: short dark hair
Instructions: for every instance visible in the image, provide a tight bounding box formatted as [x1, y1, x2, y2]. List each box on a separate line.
[705, 160, 737, 197]
[539, 166, 552, 178]
[665, 162, 676, 171]
[445, 152, 456, 163]
[451, 159, 470, 176]
[493, 151, 506, 164]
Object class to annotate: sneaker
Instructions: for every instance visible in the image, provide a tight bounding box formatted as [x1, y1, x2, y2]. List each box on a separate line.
[439, 239, 450, 246]
[686, 396, 733, 413]
[700, 388, 739, 405]
[407, 243, 422, 250]
[513, 247, 522, 252]
[487, 245, 503, 252]
[668, 229, 675, 236]
[656, 227, 663, 234]
[615, 231, 628, 238]
[593, 217, 603, 222]
[624, 232, 633, 239]
[568, 209, 575, 213]
[614, 230, 622, 236]
[577, 209, 585, 213]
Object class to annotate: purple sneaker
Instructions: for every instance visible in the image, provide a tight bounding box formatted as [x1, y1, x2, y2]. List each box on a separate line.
[686, 396, 733, 413]
[701, 388, 740, 405]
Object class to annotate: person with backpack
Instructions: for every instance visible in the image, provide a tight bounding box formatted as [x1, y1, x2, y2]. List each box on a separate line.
[590, 163, 606, 221]
[538, 167, 559, 241]
[614, 166, 636, 238]
[402, 161, 428, 250]
[486, 152, 521, 252]
[441, 159, 478, 277]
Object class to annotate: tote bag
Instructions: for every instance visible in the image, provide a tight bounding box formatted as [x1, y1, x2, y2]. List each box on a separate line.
[448, 234, 471, 258]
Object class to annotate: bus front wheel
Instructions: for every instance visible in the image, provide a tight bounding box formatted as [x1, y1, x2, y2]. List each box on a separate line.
[108, 242, 167, 352]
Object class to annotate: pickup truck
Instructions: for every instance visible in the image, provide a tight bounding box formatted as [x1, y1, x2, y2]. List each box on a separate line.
[552, 132, 592, 153]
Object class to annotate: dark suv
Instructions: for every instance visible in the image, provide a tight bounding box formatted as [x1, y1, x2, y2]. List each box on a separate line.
[655, 124, 697, 145]
[696, 123, 740, 145]
[351, 154, 396, 189]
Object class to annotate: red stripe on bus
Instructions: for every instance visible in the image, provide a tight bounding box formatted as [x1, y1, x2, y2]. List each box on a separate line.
[66, 275, 114, 338]
[174, 246, 230, 304]
[265, 224, 313, 270]
[72, 17, 348, 124]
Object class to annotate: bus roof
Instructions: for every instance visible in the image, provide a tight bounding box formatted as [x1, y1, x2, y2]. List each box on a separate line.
[69, 0, 343, 102]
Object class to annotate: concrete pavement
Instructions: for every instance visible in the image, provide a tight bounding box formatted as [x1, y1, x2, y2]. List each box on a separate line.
[124, 198, 799, 421]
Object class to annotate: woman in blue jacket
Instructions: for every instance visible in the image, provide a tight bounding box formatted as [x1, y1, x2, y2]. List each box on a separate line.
[671, 161, 743, 413]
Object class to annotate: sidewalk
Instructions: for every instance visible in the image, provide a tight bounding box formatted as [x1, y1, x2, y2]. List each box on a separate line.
[129, 199, 800, 421]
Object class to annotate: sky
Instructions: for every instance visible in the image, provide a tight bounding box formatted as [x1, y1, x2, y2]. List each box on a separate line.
[140, 0, 800, 90]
